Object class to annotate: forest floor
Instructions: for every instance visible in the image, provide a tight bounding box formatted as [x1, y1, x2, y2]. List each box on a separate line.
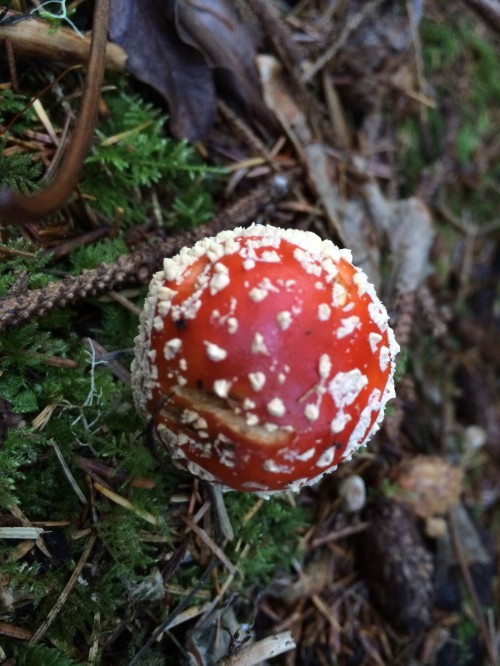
[0, 1, 499, 665]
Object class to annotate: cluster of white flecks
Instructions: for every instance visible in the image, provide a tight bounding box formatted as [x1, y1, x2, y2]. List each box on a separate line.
[132, 224, 399, 494]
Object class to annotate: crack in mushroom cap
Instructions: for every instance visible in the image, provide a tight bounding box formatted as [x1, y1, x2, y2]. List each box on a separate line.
[132, 224, 399, 493]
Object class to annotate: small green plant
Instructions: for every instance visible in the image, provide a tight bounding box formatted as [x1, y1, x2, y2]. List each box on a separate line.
[14, 643, 82, 666]
[81, 87, 223, 226]
[0, 141, 43, 195]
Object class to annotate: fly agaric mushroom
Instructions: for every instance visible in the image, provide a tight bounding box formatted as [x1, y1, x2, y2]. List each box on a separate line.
[132, 224, 399, 495]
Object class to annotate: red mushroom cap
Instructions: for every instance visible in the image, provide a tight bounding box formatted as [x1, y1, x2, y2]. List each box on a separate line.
[132, 224, 399, 494]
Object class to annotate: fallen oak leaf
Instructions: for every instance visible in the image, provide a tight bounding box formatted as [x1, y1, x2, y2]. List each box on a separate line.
[175, 0, 276, 133]
[109, 0, 214, 139]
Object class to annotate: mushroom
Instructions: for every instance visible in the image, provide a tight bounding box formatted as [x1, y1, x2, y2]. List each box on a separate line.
[132, 224, 399, 495]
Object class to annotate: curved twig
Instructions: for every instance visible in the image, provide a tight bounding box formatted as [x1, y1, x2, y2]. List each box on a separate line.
[0, 0, 110, 223]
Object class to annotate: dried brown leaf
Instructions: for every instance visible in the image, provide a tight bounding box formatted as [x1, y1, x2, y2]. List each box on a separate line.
[109, 0, 272, 139]
[394, 455, 463, 519]
[364, 184, 434, 294]
[175, 0, 274, 131]
[395, 456, 463, 518]
[109, 0, 214, 139]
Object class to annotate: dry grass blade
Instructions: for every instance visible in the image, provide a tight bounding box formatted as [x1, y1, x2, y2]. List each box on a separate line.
[9, 506, 51, 559]
[182, 516, 237, 576]
[50, 439, 88, 505]
[29, 533, 97, 643]
[218, 630, 296, 665]
[93, 481, 159, 525]
[0, 527, 45, 539]
[302, 0, 386, 82]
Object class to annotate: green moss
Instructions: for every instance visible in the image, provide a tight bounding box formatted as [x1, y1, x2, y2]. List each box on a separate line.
[224, 493, 307, 588]
[0, 89, 37, 129]
[87, 299, 140, 350]
[0, 90, 43, 193]
[398, 15, 500, 218]
[0, 317, 178, 652]
[80, 86, 224, 225]
[13, 643, 82, 666]
[69, 237, 130, 273]
[0, 147, 43, 194]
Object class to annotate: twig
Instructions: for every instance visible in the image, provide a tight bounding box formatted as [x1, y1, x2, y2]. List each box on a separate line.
[108, 290, 142, 316]
[0, 621, 33, 641]
[248, 0, 304, 72]
[463, 0, 500, 32]
[0, 172, 294, 330]
[218, 100, 275, 164]
[311, 521, 369, 548]
[251, 0, 329, 142]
